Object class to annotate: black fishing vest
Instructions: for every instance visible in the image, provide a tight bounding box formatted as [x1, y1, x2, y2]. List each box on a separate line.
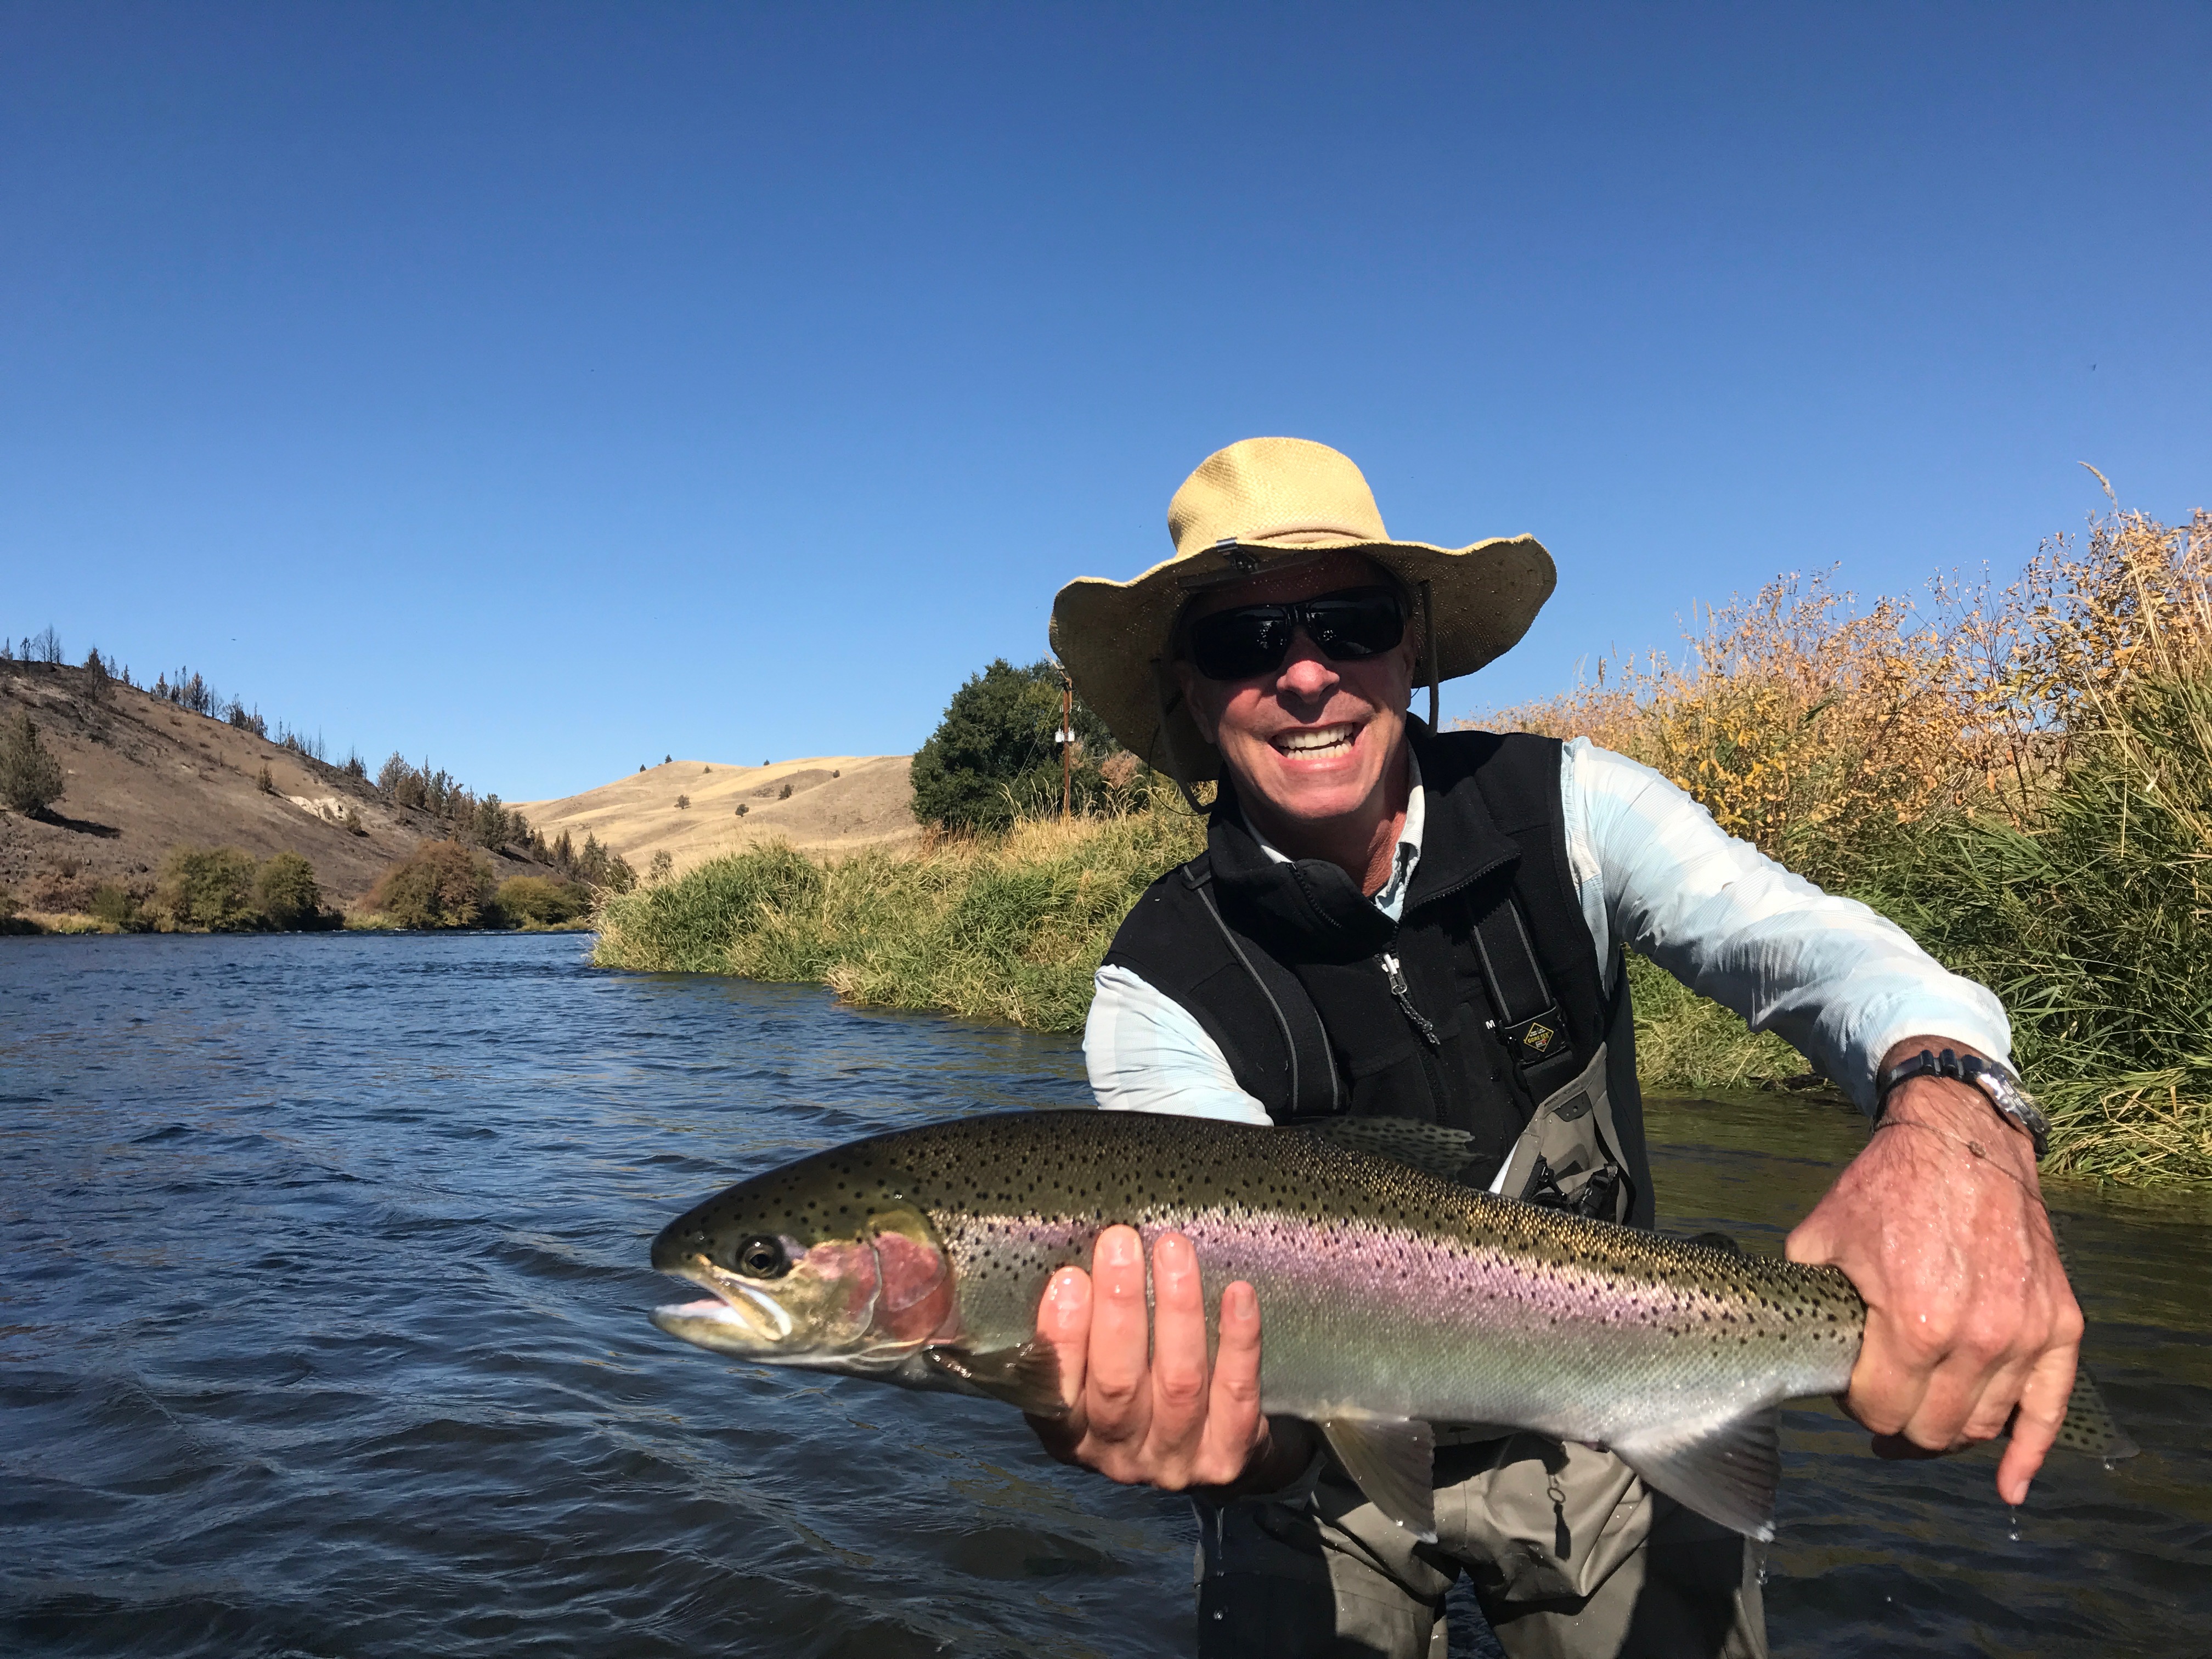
[1103, 725, 1656, 1227]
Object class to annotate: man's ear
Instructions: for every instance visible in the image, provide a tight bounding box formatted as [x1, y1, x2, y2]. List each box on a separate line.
[1172, 659, 1221, 747]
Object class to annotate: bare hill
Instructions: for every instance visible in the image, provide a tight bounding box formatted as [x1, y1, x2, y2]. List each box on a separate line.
[0, 660, 556, 915]
[516, 754, 918, 874]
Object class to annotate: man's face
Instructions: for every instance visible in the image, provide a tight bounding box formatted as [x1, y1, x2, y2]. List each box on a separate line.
[1176, 551, 1420, 832]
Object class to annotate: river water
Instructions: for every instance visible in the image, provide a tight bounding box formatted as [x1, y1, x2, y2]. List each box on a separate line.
[2, 932, 2205, 1658]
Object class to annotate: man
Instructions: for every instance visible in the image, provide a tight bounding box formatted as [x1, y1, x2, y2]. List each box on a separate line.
[1032, 438, 2078, 1657]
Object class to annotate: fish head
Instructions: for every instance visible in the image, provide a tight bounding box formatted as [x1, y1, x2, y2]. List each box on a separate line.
[648, 1156, 956, 1372]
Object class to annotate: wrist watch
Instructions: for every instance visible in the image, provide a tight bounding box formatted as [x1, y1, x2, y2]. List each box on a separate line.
[1874, 1047, 2050, 1158]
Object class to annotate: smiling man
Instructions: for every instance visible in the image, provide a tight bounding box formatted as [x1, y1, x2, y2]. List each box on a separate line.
[1038, 438, 2078, 1658]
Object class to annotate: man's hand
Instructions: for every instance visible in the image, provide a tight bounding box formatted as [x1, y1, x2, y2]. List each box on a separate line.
[1025, 1224, 1308, 1493]
[1787, 1039, 2083, 1505]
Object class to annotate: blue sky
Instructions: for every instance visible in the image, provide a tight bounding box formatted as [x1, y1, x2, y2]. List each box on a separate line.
[4, 3, 2207, 802]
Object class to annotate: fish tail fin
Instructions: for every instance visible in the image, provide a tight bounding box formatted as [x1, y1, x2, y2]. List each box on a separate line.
[1611, 1409, 1780, 1542]
[2052, 1361, 2138, 1462]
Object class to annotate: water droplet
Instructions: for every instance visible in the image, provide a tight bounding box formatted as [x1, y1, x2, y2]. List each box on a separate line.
[2103, 1457, 2118, 1472]
[2007, 1505, 2022, 1543]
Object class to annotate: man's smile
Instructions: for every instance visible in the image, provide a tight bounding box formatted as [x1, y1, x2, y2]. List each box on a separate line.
[1271, 723, 1362, 757]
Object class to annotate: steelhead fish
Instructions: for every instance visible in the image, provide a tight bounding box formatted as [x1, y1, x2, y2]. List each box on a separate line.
[648, 1109, 2134, 1541]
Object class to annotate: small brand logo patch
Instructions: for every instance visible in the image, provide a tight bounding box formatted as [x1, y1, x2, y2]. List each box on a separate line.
[1522, 1022, 1557, 1055]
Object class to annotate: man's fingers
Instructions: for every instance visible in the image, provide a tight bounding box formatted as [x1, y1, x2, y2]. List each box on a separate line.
[1996, 1343, 2078, 1505]
[1083, 1225, 1153, 1442]
[1036, 1266, 1092, 1412]
[1147, 1233, 1211, 1432]
[1195, 1280, 1266, 1484]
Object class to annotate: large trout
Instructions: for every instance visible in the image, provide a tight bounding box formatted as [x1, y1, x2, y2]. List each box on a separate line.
[648, 1109, 2131, 1540]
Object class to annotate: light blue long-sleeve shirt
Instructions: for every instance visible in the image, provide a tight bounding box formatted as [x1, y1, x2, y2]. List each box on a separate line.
[1083, 738, 2010, 1124]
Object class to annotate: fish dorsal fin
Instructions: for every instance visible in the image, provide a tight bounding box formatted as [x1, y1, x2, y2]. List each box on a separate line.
[1320, 1417, 1437, 1542]
[2054, 1362, 2139, 1462]
[1611, 1409, 1781, 1542]
[1289, 1119, 1497, 1189]
[924, 1341, 1066, 1417]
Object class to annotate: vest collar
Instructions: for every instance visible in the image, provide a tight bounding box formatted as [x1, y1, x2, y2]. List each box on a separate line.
[1400, 721, 1523, 907]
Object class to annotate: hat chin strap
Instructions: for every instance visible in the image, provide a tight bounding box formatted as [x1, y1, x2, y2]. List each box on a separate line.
[1421, 580, 1440, 730]
[1150, 658, 1211, 815]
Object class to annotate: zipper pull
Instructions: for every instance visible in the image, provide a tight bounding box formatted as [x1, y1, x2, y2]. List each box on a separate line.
[1379, 952, 1441, 1048]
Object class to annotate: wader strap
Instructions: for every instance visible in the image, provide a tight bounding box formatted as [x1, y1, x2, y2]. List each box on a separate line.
[1469, 893, 1582, 1098]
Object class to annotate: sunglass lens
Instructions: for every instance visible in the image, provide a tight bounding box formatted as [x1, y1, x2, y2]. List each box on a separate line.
[1190, 610, 1290, 680]
[1304, 592, 1404, 659]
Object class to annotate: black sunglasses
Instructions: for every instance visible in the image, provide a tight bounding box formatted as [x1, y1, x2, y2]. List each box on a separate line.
[1184, 586, 1407, 681]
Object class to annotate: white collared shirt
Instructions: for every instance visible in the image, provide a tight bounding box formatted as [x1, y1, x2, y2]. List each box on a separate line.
[1084, 738, 2011, 1124]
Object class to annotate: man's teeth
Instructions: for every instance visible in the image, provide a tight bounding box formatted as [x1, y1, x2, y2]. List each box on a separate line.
[1276, 727, 1356, 754]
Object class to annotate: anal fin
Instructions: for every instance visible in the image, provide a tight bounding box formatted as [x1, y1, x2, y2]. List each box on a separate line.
[925, 1341, 1067, 1417]
[1320, 1417, 1437, 1542]
[1612, 1409, 1781, 1542]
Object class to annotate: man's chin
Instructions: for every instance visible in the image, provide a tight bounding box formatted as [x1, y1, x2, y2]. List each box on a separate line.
[1238, 765, 1381, 828]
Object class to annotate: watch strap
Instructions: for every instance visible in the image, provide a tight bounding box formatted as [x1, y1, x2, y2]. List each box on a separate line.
[1874, 1048, 2050, 1158]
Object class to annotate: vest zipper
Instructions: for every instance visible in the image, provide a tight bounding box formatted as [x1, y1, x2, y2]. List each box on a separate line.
[1379, 952, 1441, 1048]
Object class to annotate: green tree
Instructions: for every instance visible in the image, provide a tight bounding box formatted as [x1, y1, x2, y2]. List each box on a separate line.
[255, 851, 323, 928]
[0, 715, 67, 815]
[153, 845, 262, 930]
[910, 658, 1116, 831]
[368, 840, 496, 928]
[89, 884, 140, 930]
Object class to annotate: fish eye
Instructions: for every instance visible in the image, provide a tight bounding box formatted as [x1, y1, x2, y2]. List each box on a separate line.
[733, 1235, 789, 1279]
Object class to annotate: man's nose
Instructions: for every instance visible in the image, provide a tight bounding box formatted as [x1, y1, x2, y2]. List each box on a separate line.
[1275, 631, 1339, 698]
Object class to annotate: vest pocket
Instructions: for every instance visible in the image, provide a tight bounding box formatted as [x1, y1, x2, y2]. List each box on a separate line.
[1494, 1043, 1635, 1222]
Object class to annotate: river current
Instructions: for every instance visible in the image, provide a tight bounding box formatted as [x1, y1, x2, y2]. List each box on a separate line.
[2, 932, 2206, 1657]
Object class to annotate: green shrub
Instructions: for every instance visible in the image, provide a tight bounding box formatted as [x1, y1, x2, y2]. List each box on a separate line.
[494, 875, 590, 928]
[366, 840, 495, 928]
[909, 658, 1118, 832]
[154, 845, 262, 930]
[255, 851, 324, 929]
[0, 714, 65, 815]
[89, 884, 142, 930]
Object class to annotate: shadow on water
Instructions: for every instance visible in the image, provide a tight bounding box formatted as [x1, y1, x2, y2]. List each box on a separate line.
[2, 934, 2205, 1657]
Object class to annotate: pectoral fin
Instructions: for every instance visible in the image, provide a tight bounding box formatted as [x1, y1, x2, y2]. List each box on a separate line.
[925, 1341, 1067, 1416]
[1320, 1417, 1437, 1542]
[1612, 1409, 1781, 1542]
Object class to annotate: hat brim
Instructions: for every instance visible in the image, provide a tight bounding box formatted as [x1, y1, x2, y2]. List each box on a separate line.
[1049, 534, 1555, 785]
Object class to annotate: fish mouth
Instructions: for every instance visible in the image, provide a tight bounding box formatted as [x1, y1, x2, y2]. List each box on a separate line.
[652, 1254, 794, 1350]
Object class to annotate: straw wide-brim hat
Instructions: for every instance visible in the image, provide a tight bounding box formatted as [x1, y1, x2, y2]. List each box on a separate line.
[1049, 437, 1554, 785]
